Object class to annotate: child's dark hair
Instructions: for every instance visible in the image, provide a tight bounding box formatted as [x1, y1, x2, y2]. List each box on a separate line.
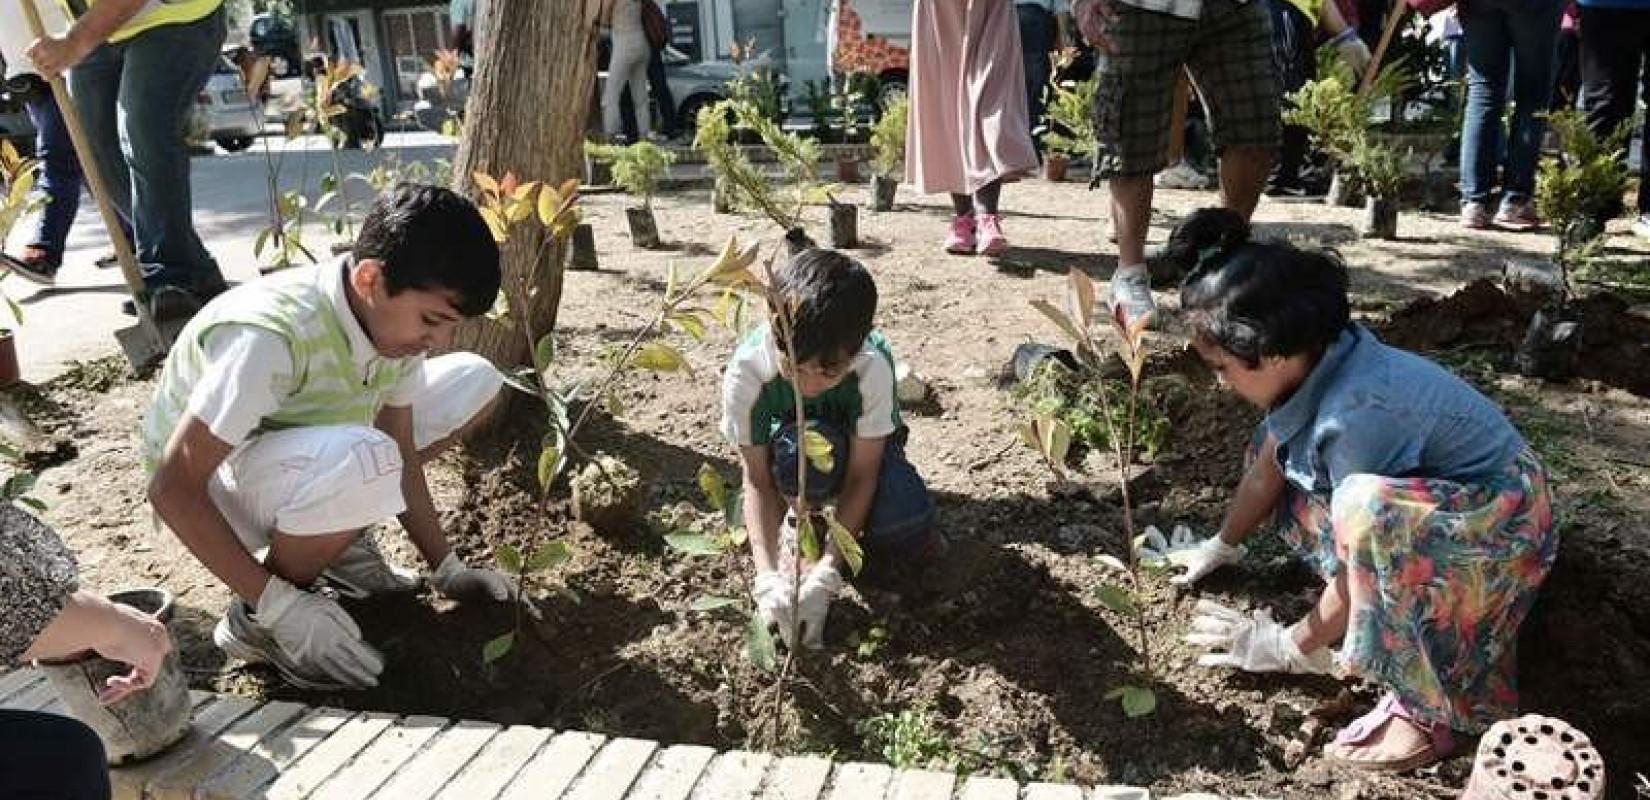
[354, 183, 500, 316]
[771, 248, 877, 367]
[1173, 208, 1351, 367]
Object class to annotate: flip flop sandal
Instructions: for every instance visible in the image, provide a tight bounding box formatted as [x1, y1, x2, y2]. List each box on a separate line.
[0, 249, 60, 286]
[1327, 692, 1456, 772]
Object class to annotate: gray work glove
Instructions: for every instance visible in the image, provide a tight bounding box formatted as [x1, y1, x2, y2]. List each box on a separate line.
[258, 575, 384, 689]
[433, 552, 518, 603]
[1330, 28, 1372, 75]
[1140, 524, 1246, 586]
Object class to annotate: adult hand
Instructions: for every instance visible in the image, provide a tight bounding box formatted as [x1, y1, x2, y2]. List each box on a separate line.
[93, 601, 171, 704]
[1183, 600, 1334, 674]
[258, 576, 384, 689]
[752, 570, 796, 648]
[796, 563, 842, 650]
[1072, 0, 1121, 54]
[1330, 29, 1372, 76]
[24, 34, 94, 79]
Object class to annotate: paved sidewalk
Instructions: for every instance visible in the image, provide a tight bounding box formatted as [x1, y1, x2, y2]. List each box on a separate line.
[0, 667, 1265, 800]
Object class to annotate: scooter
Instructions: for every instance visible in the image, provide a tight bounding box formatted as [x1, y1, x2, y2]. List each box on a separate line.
[328, 71, 384, 150]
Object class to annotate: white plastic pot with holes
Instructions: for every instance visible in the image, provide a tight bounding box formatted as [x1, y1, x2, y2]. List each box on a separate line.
[1463, 714, 1605, 800]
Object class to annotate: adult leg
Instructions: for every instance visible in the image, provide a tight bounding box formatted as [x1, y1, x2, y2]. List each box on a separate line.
[1187, 0, 1281, 222]
[1578, 6, 1643, 223]
[613, 40, 652, 141]
[1457, 4, 1513, 215]
[0, 709, 111, 800]
[1495, 0, 1564, 217]
[26, 91, 82, 261]
[647, 46, 677, 136]
[117, 7, 229, 298]
[66, 41, 133, 225]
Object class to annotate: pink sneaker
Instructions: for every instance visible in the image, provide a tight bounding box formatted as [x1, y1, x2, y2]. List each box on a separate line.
[944, 213, 976, 255]
[975, 213, 1009, 256]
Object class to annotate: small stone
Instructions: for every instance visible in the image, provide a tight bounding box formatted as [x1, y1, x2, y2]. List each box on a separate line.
[895, 363, 930, 404]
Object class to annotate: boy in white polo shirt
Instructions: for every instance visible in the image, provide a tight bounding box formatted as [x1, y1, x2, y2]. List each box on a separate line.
[143, 183, 517, 690]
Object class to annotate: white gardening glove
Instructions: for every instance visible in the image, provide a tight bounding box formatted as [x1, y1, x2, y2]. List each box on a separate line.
[796, 563, 842, 650]
[1330, 29, 1372, 76]
[752, 571, 797, 648]
[432, 552, 520, 605]
[1183, 599, 1335, 675]
[257, 576, 384, 689]
[1143, 525, 1245, 586]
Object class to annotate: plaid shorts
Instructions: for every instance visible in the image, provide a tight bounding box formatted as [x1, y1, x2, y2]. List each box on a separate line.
[1091, 0, 1282, 178]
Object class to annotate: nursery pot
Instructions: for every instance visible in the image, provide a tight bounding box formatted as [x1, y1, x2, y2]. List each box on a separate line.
[783, 227, 816, 256]
[38, 589, 192, 765]
[571, 483, 644, 538]
[566, 223, 599, 271]
[1044, 154, 1069, 182]
[1515, 306, 1582, 381]
[828, 203, 858, 249]
[1362, 197, 1399, 239]
[869, 175, 898, 211]
[835, 158, 861, 184]
[625, 206, 661, 249]
[585, 154, 612, 187]
[0, 329, 18, 388]
[1326, 169, 1361, 207]
[1010, 342, 1080, 382]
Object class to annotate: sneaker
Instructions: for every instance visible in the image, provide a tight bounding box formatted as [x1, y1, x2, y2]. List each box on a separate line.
[1155, 160, 1211, 190]
[1634, 214, 1650, 240]
[1460, 201, 1494, 230]
[975, 213, 1009, 256]
[1494, 199, 1542, 232]
[319, 531, 420, 600]
[213, 600, 355, 690]
[944, 213, 976, 255]
[0, 247, 59, 286]
[1108, 266, 1157, 327]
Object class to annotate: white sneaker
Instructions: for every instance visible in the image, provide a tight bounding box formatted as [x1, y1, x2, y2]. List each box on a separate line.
[319, 532, 420, 600]
[1155, 161, 1211, 190]
[1108, 267, 1157, 327]
[213, 601, 354, 690]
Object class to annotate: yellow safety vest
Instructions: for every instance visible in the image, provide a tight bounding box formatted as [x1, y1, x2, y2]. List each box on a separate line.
[61, 0, 223, 43]
[1283, 0, 1324, 27]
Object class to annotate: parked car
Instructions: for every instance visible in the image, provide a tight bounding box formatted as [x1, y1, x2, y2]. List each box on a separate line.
[596, 46, 789, 136]
[199, 54, 263, 152]
[249, 12, 302, 78]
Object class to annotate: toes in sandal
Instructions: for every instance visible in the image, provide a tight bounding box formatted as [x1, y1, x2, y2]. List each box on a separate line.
[1328, 692, 1456, 772]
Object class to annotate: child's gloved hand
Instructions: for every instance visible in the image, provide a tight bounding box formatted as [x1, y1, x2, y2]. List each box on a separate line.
[752, 571, 797, 647]
[796, 563, 842, 650]
[1157, 529, 1245, 586]
[433, 553, 536, 617]
[258, 575, 384, 689]
[1183, 600, 1335, 675]
[1138, 524, 1200, 566]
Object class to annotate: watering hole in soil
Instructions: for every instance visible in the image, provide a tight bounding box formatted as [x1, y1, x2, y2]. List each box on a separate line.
[192, 283, 1650, 798]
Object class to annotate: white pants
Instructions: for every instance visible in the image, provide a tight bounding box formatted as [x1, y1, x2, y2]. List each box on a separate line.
[208, 353, 501, 551]
[603, 34, 652, 140]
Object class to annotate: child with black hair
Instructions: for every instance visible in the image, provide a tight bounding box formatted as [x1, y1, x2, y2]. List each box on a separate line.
[721, 248, 941, 650]
[1161, 208, 1557, 771]
[142, 183, 522, 691]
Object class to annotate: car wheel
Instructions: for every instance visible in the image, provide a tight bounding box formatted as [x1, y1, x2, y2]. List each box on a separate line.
[215, 136, 254, 152]
[676, 93, 722, 136]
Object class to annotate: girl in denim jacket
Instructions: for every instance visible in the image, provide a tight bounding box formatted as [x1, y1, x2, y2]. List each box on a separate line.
[1160, 209, 1557, 772]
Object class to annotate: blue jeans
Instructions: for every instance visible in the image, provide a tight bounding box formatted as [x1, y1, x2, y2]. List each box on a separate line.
[68, 8, 227, 295]
[24, 91, 82, 262]
[769, 421, 937, 564]
[1457, 0, 1564, 205]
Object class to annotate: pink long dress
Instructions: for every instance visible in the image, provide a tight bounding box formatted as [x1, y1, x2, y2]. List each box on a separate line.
[904, 0, 1040, 196]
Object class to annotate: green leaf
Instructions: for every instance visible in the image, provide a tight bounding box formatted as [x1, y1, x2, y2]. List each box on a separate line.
[1041, 415, 1072, 466]
[802, 428, 834, 475]
[667, 310, 708, 341]
[0, 442, 21, 461]
[496, 543, 523, 573]
[697, 463, 727, 512]
[526, 541, 572, 572]
[689, 595, 739, 612]
[746, 613, 776, 670]
[723, 487, 745, 530]
[537, 444, 562, 491]
[631, 342, 689, 372]
[1030, 298, 1086, 346]
[1104, 685, 1157, 718]
[828, 516, 864, 576]
[533, 333, 556, 373]
[482, 631, 515, 665]
[797, 515, 821, 562]
[16, 496, 45, 512]
[5, 293, 22, 326]
[1093, 583, 1136, 615]
[664, 533, 724, 556]
[253, 227, 271, 258]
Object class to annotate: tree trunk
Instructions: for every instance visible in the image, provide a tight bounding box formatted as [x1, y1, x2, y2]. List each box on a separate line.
[450, 0, 602, 368]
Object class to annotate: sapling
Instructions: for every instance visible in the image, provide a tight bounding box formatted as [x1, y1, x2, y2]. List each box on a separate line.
[868, 94, 908, 211]
[1040, 75, 1096, 181]
[693, 98, 837, 250]
[582, 139, 676, 248]
[1027, 271, 1159, 718]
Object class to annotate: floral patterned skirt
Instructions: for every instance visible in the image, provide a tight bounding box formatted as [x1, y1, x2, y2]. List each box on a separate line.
[1272, 448, 1558, 733]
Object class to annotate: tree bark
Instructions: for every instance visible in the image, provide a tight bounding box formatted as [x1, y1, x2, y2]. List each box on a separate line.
[450, 0, 603, 368]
